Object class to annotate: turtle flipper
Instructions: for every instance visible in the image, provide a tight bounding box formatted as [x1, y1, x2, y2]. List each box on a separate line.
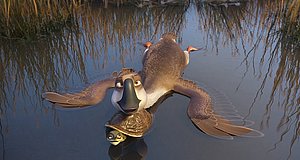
[42, 78, 115, 107]
[173, 78, 264, 139]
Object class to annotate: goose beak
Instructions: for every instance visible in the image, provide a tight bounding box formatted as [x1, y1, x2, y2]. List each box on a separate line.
[117, 79, 141, 115]
[187, 46, 202, 54]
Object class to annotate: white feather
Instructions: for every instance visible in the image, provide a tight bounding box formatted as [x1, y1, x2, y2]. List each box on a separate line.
[184, 50, 189, 65]
[144, 48, 149, 54]
[145, 89, 169, 108]
[136, 87, 147, 110]
[111, 89, 123, 111]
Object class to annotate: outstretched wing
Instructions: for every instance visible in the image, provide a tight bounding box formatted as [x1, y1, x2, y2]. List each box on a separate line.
[42, 78, 115, 107]
[173, 78, 263, 140]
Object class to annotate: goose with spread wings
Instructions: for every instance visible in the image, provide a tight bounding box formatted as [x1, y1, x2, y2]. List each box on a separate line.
[43, 33, 263, 139]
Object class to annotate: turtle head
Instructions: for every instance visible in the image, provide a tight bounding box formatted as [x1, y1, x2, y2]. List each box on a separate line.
[106, 130, 127, 146]
[111, 68, 147, 115]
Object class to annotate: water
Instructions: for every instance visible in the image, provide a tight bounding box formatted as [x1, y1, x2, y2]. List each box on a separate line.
[0, 1, 299, 160]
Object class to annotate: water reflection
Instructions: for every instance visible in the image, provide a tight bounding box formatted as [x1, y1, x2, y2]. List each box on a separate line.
[196, 1, 299, 158]
[257, 40, 300, 159]
[0, 3, 189, 112]
[0, 1, 299, 160]
[0, 35, 88, 114]
[81, 2, 189, 61]
[108, 137, 147, 160]
[195, 1, 253, 54]
[0, 3, 189, 160]
[235, 2, 300, 159]
[196, 1, 299, 159]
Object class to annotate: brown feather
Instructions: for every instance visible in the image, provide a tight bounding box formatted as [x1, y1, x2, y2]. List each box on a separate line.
[215, 122, 252, 136]
[42, 78, 115, 108]
[174, 78, 263, 139]
[191, 118, 233, 140]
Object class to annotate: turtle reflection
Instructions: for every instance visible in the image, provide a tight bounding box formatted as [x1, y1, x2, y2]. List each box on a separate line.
[107, 135, 147, 160]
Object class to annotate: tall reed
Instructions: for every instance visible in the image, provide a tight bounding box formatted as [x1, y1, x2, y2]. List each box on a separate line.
[0, 0, 83, 40]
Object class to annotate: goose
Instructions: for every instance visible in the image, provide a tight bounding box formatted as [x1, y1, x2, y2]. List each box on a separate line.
[43, 33, 263, 139]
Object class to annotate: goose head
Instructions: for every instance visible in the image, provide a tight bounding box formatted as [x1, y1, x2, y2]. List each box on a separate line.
[143, 41, 152, 53]
[184, 46, 200, 65]
[111, 68, 147, 115]
[160, 32, 177, 42]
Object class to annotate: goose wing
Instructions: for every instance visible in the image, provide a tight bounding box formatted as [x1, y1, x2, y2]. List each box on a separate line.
[173, 78, 263, 139]
[42, 78, 115, 107]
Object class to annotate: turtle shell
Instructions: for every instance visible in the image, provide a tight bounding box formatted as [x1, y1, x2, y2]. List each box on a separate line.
[105, 109, 153, 137]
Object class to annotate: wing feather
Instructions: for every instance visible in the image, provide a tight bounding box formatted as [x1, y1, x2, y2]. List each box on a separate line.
[173, 78, 263, 139]
[42, 78, 115, 107]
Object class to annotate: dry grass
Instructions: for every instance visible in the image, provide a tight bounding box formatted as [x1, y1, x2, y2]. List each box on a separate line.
[0, 0, 84, 40]
[0, 0, 190, 40]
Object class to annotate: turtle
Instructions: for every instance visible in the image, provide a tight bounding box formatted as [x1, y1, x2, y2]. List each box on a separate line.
[105, 109, 153, 145]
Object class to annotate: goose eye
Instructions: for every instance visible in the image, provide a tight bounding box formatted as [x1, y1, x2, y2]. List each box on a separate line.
[116, 82, 123, 88]
[134, 80, 141, 86]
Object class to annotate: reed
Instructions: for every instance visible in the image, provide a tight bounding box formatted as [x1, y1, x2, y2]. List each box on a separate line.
[0, 0, 189, 40]
[0, 0, 83, 40]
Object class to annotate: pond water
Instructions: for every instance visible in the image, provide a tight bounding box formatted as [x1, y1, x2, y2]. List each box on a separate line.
[0, 1, 299, 160]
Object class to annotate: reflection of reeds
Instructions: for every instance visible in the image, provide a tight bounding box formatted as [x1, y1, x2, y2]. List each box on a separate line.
[286, 0, 300, 24]
[0, 0, 82, 39]
[101, 0, 189, 8]
[249, 0, 300, 128]
[227, 1, 300, 158]
[196, 1, 298, 158]
[0, 36, 80, 113]
[0, 1, 188, 115]
[0, 0, 190, 40]
[260, 41, 300, 160]
[195, 1, 254, 54]
[76, 2, 188, 65]
[0, 3, 189, 144]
